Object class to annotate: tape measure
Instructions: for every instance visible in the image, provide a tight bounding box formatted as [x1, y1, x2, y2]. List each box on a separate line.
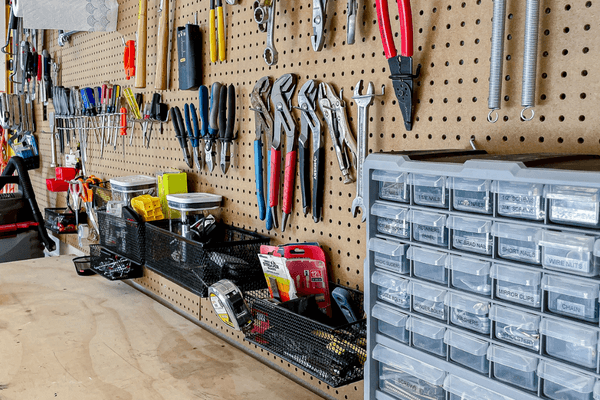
[208, 279, 253, 332]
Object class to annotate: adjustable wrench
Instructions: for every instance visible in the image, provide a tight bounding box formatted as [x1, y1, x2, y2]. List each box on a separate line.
[351, 80, 384, 222]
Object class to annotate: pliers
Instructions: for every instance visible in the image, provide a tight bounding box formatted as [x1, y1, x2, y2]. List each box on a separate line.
[297, 80, 323, 222]
[185, 102, 202, 170]
[170, 106, 192, 168]
[311, 0, 328, 51]
[198, 85, 210, 171]
[206, 82, 222, 172]
[219, 84, 236, 174]
[375, 0, 420, 131]
[270, 73, 297, 231]
[250, 76, 273, 223]
[318, 82, 357, 185]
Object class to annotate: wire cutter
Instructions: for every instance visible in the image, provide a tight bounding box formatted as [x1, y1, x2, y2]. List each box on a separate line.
[311, 0, 328, 51]
[296, 80, 322, 222]
[318, 82, 357, 185]
[220, 84, 236, 174]
[170, 106, 192, 168]
[375, 0, 420, 131]
[185, 102, 202, 170]
[250, 76, 273, 222]
[206, 82, 222, 172]
[270, 74, 297, 232]
[198, 85, 210, 171]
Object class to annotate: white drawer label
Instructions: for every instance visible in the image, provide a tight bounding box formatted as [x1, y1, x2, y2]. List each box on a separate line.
[556, 299, 586, 317]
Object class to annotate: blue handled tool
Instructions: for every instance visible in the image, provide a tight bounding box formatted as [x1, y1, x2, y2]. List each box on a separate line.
[331, 287, 357, 323]
[206, 82, 222, 172]
[186, 103, 202, 170]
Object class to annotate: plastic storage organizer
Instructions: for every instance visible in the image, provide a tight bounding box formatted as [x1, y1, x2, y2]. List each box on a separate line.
[364, 152, 600, 400]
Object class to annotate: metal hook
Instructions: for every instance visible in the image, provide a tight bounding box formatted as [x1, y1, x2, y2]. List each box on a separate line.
[487, 110, 499, 123]
[469, 135, 477, 150]
[520, 107, 535, 121]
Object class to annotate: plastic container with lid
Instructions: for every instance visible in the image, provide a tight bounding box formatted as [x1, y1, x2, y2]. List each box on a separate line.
[538, 360, 596, 400]
[411, 173, 449, 208]
[542, 275, 600, 323]
[537, 230, 599, 277]
[372, 302, 410, 343]
[446, 292, 491, 334]
[487, 345, 538, 392]
[407, 317, 447, 357]
[489, 305, 540, 351]
[491, 222, 542, 265]
[373, 170, 410, 203]
[373, 344, 446, 400]
[371, 271, 411, 309]
[406, 246, 449, 284]
[491, 264, 542, 308]
[540, 317, 599, 369]
[371, 201, 411, 239]
[368, 238, 410, 275]
[410, 210, 448, 247]
[166, 193, 223, 211]
[444, 330, 489, 374]
[110, 175, 156, 203]
[447, 255, 491, 296]
[443, 375, 512, 400]
[447, 216, 493, 255]
[411, 281, 448, 321]
[449, 177, 493, 214]
[493, 181, 545, 221]
[545, 185, 600, 228]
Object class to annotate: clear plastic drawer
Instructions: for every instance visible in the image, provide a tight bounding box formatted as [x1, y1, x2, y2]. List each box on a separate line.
[538, 230, 599, 277]
[491, 264, 542, 308]
[538, 361, 595, 400]
[372, 201, 410, 239]
[412, 281, 448, 321]
[546, 185, 600, 228]
[407, 317, 447, 357]
[372, 270, 411, 309]
[447, 215, 493, 255]
[369, 238, 410, 275]
[373, 170, 410, 203]
[491, 222, 542, 265]
[487, 345, 538, 392]
[542, 275, 600, 323]
[489, 305, 540, 351]
[444, 330, 489, 374]
[447, 255, 491, 296]
[446, 292, 491, 334]
[407, 246, 448, 285]
[493, 181, 545, 221]
[372, 302, 409, 344]
[450, 177, 493, 214]
[411, 173, 449, 208]
[540, 317, 599, 369]
[410, 210, 448, 247]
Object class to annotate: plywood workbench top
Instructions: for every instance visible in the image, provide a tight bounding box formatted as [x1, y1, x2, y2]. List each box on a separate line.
[0, 256, 321, 400]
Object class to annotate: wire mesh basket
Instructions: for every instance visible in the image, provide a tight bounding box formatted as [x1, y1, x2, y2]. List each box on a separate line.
[89, 244, 143, 280]
[244, 283, 367, 387]
[97, 209, 145, 264]
[90, 182, 112, 209]
[144, 219, 270, 297]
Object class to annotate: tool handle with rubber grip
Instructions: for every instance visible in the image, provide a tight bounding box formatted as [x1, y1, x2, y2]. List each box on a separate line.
[313, 146, 324, 223]
[282, 150, 297, 215]
[135, 0, 148, 88]
[150, 93, 160, 119]
[218, 84, 227, 139]
[265, 149, 273, 230]
[184, 104, 193, 145]
[209, 8, 217, 63]
[254, 140, 266, 221]
[120, 107, 127, 136]
[225, 84, 235, 140]
[190, 103, 200, 146]
[198, 85, 209, 137]
[269, 148, 281, 208]
[375, 0, 413, 58]
[37, 54, 42, 81]
[154, 0, 169, 90]
[299, 145, 310, 213]
[217, 6, 226, 61]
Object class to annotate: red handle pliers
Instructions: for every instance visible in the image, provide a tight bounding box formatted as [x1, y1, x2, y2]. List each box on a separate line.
[376, 0, 421, 131]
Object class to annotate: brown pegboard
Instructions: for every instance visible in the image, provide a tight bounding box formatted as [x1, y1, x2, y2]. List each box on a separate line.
[25, 0, 599, 395]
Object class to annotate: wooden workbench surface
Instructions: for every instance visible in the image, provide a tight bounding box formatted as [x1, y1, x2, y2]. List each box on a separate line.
[0, 256, 321, 400]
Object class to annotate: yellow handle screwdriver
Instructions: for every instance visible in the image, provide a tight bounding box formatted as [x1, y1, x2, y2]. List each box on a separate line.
[216, 0, 226, 61]
[209, 0, 217, 63]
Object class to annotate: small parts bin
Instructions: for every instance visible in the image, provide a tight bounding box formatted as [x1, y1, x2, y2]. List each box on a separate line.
[491, 223, 542, 265]
[487, 345, 538, 392]
[369, 238, 409, 274]
[407, 246, 448, 285]
[373, 344, 446, 400]
[538, 361, 596, 400]
[447, 215, 493, 255]
[407, 317, 447, 357]
[110, 175, 156, 203]
[540, 317, 599, 369]
[447, 255, 491, 296]
[491, 264, 542, 308]
[412, 281, 447, 321]
[373, 170, 410, 203]
[411, 173, 449, 209]
[537, 230, 599, 277]
[493, 181, 545, 221]
[372, 303, 409, 343]
[443, 375, 512, 400]
[371, 201, 410, 239]
[446, 292, 491, 334]
[444, 329, 489, 374]
[371, 271, 410, 309]
[449, 177, 493, 214]
[489, 305, 541, 351]
[542, 275, 600, 323]
[410, 210, 448, 247]
[545, 185, 600, 228]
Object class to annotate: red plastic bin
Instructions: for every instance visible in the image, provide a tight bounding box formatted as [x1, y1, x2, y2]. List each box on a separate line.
[46, 178, 69, 192]
[55, 167, 77, 181]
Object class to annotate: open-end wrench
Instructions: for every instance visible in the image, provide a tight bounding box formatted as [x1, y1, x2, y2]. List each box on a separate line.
[351, 80, 384, 222]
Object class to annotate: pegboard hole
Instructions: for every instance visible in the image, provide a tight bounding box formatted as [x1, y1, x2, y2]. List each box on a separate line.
[583, 47, 590, 54]
[545, 8, 551, 14]
[562, 49, 568, 55]
[586, 1, 592, 7]
[559, 115, 565, 122]
[579, 115, 586, 122]
[578, 138, 585, 144]
[582, 70, 589, 76]
[520, 136, 525, 142]
[540, 115, 546, 122]
[544, 30, 551, 36]
[565, 4, 572, 10]
[558, 137, 564, 143]
[581, 93, 587, 99]
[584, 24, 591, 31]
[560, 93, 566, 100]
[561, 71, 568, 78]
[564, 27, 570, 34]
[542, 73, 548, 79]
[539, 137, 544, 143]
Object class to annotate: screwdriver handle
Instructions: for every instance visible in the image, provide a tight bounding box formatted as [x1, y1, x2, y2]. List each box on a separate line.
[217, 5, 226, 61]
[120, 107, 127, 135]
[282, 150, 297, 216]
[209, 6, 217, 63]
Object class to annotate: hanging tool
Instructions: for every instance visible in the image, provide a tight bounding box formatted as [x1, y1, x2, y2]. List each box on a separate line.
[120, 106, 128, 159]
[147, 92, 168, 148]
[220, 84, 236, 174]
[209, 0, 217, 63]
[296, 80, 322, 222]
[206, 82, 222, 172]
[185, 103, 202, 170]
[521, 0, 540, 121]
[311, 0, 327, 51]
[250, 77, 273, 222]
[155, 0, 170, 90]
[318, 82, 357, 184]
[141, 102, 152, 147]
[375, 0, 420, 131]
[351, 80, 384, 222]
[122, 37, 135, 80]
[210, 0, 226, 62]
[1, 4, 17, 55]
[270, 74, 297, 231]
[177, 13, 202, 90]
[488, 0, 507, 123]
[217, 85, 228, 173]
[198, 85, 210, 171]
[171, 106, 192, 168]
[253, 0, 278, 65]
[347, 0, 357, 45]
[135, 0, 148, 88]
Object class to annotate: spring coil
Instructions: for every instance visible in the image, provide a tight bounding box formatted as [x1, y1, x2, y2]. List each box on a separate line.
[521, 0, 540, 121]
[488, 0, 507, 123]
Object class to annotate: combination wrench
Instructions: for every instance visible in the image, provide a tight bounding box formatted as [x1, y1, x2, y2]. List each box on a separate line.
[253, 0, 278, 65]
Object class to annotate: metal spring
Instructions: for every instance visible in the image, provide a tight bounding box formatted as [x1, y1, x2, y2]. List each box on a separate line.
[488, 0, 507, 123]
[521, 0, 540, 121]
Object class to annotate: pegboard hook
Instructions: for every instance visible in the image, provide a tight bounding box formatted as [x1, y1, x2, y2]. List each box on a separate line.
[521, 107, 535, 122]
[487, 110, 499, 124]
